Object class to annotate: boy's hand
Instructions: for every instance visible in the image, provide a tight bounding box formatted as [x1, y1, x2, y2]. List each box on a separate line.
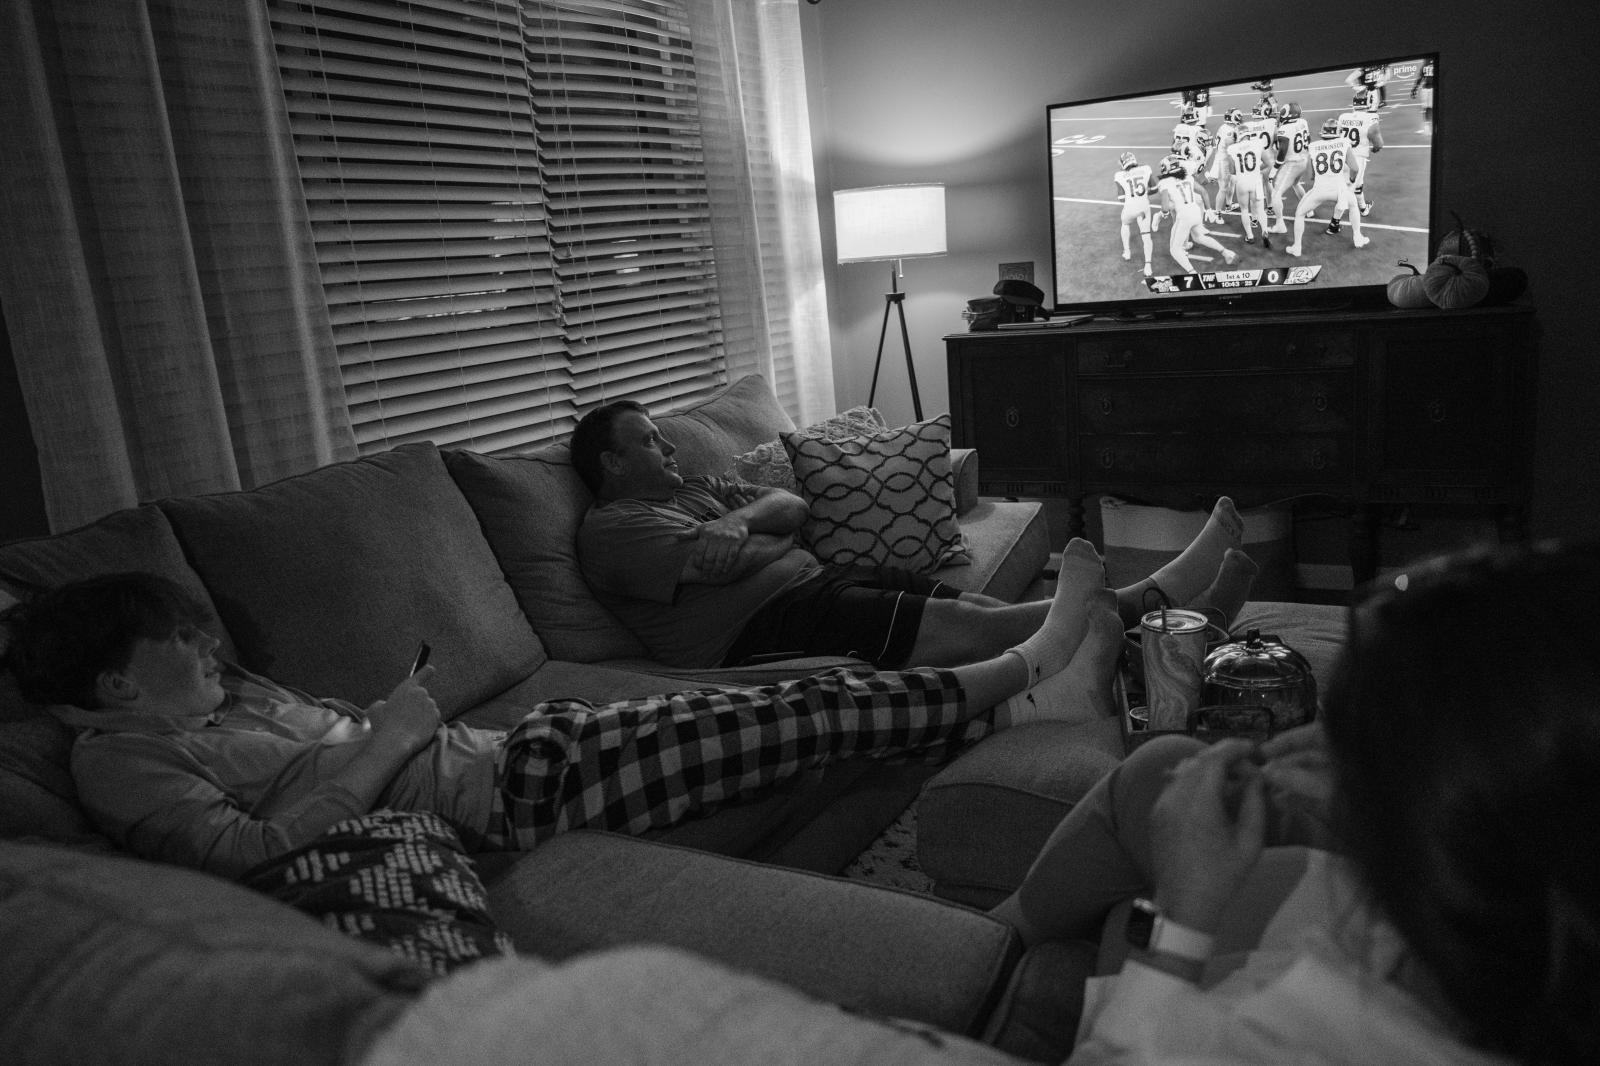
[368, 665, 442, 744]
[1149, 739, 1267, 933]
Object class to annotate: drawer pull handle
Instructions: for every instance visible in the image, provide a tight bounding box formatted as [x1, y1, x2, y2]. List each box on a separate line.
[1428, 399, 1448, 424]
[1312, 393, 1328, 412]
[1099, 449, 1116, 470]
[1104, 350, 1131, 369]
[1311, 449, 1327, 471]
[1099, 397, 1113, 416]
[1004, 406, 1021, 429]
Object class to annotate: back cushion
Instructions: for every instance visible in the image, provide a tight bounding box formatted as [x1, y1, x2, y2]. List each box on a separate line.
[158, 443, 544, 718]
[0, 841, 424, 1066]
[651, 374, 796, 477]
[445, 446, 646, 664]
[0, 504, 237, 668]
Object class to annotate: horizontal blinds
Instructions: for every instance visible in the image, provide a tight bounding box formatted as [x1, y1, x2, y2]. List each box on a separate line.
[523, 0, 727, 416]
[269, 0, 577, 453]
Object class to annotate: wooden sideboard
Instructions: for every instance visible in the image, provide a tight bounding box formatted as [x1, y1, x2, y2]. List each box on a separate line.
[944, 304, 1537, 585]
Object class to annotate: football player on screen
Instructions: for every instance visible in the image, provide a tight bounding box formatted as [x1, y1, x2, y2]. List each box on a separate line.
[1333, 88, 1384, 223]
[1153, 156, 1237, 274]
[1219, 124, 1273, 249]
[1286, 118, 1370, 257]
[1113, 152, 1156, 277]
[1269, 101, 1310, 233]
[1412, 58, 1435, 133]
[1171, 107, 1218, 219]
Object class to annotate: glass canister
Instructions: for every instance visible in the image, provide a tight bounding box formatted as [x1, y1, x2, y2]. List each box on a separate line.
[1196, 629, 1318, 736]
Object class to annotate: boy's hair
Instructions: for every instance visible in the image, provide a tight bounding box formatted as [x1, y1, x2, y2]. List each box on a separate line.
[569, 399, 648, 496]
[0, 572, 212, 709]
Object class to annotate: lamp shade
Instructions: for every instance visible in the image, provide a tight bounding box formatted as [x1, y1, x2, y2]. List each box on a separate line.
[833, 184, 947, 264]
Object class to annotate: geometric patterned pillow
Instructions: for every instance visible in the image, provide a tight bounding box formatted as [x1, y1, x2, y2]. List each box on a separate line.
[239, 810, 514, 976]
[784, 413, 972, 573]
[731, 405, 888, 492]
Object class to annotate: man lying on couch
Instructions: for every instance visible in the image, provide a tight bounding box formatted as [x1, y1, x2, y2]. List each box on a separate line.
[0, 559, 1124, 879]
[572, 399, 1259, 719]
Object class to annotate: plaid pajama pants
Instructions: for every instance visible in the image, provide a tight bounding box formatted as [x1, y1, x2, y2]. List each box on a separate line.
[481, 665, 983, 851]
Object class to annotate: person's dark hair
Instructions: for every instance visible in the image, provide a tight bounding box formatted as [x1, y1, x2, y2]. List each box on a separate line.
[569, 399, 648, 496]
[0, 572, 212, 709]
[1321, 539, 1600, 1064]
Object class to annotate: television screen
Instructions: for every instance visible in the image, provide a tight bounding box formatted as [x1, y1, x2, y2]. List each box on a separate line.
[1047, 55, 1437, 315]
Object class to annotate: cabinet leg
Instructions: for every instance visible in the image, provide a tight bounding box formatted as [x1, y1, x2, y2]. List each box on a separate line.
[1068, 495, 1086, 540]
[1494, 504, 1527, 544]
[1349, 505, 1379, 589]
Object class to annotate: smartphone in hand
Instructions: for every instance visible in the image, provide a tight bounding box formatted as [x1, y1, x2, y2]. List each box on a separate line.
[409, 641, 432, 676]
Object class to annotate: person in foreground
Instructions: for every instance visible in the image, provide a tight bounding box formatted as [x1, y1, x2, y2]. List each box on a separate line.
[0, 559, 1124, 879]
[570, 399, 1258, 720]
[983, 537, 1599, 1065]
[347, 540, 1599, 1066]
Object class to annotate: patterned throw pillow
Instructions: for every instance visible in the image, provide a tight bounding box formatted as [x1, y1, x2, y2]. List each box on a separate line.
[731, 405, 887, 491]
[784, 414, 972, 573]
[240, 810, 514, 976]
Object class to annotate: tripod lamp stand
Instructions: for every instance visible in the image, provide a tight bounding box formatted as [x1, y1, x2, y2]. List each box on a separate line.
[833, 184, 947, 422]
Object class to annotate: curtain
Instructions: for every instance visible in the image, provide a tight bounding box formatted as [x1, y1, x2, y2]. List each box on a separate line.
[0, 0, 356, 533]
[689, 0, 834, 425]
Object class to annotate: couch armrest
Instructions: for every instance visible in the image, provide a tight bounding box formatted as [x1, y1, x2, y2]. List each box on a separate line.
[483, 830, 1021, 1037]
[950, 448, 979, 516]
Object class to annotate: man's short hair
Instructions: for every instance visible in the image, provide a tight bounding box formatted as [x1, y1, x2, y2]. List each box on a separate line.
[570, 399, 648, 496]
[0, 572, 211, 709]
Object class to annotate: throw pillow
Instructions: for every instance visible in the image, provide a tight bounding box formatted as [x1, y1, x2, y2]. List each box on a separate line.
[240, 810, 514, 976]
[732, 405, 887, 491]
[784, 414, 972, 573]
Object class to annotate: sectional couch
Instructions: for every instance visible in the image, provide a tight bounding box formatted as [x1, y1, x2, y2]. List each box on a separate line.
[0, 373, 1347, 1063]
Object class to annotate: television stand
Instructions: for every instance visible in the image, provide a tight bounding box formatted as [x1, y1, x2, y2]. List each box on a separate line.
[944, 304, 1538, 587]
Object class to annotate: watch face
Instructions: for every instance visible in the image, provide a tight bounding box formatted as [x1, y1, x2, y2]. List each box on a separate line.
[1126, 898, 1157, 949]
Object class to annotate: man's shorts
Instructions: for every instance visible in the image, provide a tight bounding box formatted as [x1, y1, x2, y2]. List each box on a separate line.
[720, 565, 964, 669]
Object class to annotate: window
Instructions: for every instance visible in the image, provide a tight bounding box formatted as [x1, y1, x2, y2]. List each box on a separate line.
[269, 0, 727, 455]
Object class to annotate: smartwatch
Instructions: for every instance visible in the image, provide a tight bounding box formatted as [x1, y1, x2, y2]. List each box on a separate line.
[1125, 898, 1216, 963]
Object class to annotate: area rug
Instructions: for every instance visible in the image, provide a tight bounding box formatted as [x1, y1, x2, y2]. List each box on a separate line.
[840, 802, 935, 894]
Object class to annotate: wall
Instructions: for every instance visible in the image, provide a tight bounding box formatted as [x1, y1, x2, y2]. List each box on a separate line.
[800, 0, 1600, 546]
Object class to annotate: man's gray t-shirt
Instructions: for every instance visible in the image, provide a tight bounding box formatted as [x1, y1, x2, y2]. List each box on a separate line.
[577, 476, 818, 666]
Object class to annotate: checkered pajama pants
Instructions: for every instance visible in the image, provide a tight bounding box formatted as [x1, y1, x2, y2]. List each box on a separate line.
[481, 666, 984, 851]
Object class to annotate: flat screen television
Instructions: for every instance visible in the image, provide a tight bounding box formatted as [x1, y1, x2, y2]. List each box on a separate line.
[1046, 54, 1438, 317]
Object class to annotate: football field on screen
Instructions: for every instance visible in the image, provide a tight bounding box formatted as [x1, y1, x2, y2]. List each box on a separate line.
[1050, 67, 1433, 303]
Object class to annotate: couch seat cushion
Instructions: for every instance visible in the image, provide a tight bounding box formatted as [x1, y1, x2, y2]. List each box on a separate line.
[158, 443, 544, 719]
[485, 830, 1020, 1037]
[0, 840, 424, 1066]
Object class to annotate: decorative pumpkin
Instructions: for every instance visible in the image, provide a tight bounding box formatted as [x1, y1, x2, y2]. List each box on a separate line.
[1423, 254, 1491, 310]
[1436, 209, 1495, 264]
[1387, 260, 1432, 309]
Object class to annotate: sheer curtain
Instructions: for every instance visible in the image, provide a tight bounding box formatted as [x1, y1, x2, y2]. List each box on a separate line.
[0, 0, 355, 533]
[688, 0, 835, 426]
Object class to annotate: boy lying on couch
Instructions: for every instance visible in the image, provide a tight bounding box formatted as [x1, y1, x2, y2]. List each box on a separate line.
[0, 550, 1124, 879]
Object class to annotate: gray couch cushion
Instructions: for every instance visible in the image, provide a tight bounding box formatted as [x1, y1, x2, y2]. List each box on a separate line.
[0, 841, 423, 1066]
[649, 373, 797, 476]
[158, 443, 544, 718]
[445, 446, 647, 664]
[0, 503, 238, 665]
[485, 830, 1019, 1037]
[918, 718, 1126, 908]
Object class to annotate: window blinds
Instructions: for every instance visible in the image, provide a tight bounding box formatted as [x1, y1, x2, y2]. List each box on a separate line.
[270, 0, 727, 455]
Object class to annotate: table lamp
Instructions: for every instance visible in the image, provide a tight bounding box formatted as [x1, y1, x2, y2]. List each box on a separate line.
[833, 183, 947, 421]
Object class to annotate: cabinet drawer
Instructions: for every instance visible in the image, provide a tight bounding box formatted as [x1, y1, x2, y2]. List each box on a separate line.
[1077, 372, 1352, 434]
[1076, 329, 1355, 375]
[1079, 434, 1350, 484]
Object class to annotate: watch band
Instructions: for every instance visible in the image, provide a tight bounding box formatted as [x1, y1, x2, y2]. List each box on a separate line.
[1126, 898, 1216, 962]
